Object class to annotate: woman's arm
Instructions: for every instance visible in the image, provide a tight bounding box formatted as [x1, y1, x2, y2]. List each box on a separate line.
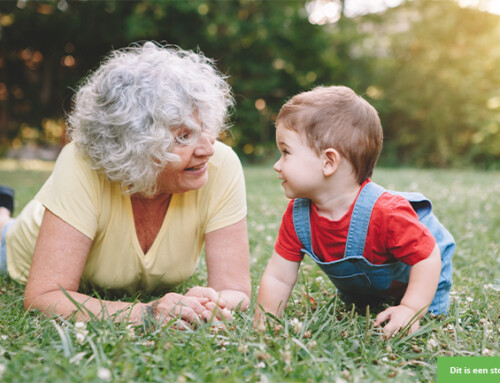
[201, 217, 251, 311]
[24, 209, 143, 320]
[25, 209, 213, 325]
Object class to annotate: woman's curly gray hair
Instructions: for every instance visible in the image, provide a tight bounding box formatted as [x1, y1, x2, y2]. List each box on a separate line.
[67, 41, 234, 197]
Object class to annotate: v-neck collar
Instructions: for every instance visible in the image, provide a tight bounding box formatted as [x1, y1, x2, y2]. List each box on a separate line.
[127, 193, 176, 257]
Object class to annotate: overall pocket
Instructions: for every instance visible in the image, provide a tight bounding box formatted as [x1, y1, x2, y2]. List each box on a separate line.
[328, 272, 372, 294]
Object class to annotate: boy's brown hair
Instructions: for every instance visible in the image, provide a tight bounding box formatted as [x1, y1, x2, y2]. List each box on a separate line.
[275, 86, 383, 184]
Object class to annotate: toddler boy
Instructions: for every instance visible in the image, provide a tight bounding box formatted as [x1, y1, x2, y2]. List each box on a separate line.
[255, 86, 454, 337]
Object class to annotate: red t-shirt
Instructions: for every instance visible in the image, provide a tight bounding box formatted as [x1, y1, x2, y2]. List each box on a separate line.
[275, 180, 436, 266]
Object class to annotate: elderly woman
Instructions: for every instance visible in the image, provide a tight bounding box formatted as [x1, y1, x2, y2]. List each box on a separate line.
[0, 42, 250, 326]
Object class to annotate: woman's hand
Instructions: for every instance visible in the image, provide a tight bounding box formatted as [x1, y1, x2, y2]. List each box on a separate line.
[147, 292, 223, 329]
[185, 286, 232, 321]
[218, 289, 250, 311]
[144, 289, 231, 329]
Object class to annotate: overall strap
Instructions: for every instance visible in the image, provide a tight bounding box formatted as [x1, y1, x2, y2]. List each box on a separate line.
[345, 182, 386, 258]
[292, 198, 313, 253]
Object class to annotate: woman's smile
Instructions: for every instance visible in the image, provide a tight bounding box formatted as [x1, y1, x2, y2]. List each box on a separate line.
[185, 162, 208, 173]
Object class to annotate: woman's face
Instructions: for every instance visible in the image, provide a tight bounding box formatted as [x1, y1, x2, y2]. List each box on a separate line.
[157, 127, 216, 194]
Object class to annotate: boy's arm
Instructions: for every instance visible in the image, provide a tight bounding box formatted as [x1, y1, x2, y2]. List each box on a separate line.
[254, 251, 300, 328]
[374, 244, 441, 338]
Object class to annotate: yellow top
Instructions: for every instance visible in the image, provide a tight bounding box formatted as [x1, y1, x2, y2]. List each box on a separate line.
[6, 141, 246, 295]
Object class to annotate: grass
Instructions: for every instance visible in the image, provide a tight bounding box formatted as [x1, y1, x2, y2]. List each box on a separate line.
[0, 159, 499, 382]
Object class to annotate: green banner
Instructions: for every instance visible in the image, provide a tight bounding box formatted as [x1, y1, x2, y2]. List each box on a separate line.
[438, 357, 500, 382]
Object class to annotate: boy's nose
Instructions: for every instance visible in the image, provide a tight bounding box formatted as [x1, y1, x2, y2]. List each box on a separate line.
[273, 158, 281, 172]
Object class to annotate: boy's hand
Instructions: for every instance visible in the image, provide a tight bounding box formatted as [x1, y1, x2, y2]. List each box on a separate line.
[374, 304, 420, 338]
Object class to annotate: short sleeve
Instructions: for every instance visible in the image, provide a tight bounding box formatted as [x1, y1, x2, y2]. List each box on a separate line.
[35, 143, 100, 239]
[384, 196, 436, 265]
[204, 142, 247, 233]
[274, 200, 304, 262]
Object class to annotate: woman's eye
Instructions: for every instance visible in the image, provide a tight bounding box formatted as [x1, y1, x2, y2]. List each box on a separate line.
[176, 130, 192, 142]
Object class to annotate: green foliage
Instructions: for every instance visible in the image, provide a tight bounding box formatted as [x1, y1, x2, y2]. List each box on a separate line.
[0, 0, 499, 167]
[0, 162, 499, 382]
[366, 0, 500, 168]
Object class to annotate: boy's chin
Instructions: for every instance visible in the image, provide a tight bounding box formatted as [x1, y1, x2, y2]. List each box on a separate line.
[283, 189, 298, 200]
[281, 183, 301, 200]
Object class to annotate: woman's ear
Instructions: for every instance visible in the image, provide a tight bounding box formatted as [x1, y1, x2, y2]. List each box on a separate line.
[322, 148, 340, 176]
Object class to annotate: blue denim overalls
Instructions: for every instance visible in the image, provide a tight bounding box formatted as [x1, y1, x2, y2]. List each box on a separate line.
[293, 182, 455, 315]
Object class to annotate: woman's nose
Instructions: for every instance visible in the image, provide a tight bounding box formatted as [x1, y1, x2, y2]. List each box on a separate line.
[194, 132, 215, 157]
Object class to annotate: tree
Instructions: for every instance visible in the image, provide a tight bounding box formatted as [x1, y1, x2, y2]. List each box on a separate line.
[366, 0, 500, 167]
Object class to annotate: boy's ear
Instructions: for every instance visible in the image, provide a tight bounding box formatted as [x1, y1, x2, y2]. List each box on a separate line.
[322, 148, 340, 176]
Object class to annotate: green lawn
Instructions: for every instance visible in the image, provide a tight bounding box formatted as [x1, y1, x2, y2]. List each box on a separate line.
[0, 160, 498, 382]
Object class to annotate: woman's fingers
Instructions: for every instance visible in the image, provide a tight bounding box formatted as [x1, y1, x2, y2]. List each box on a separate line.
[201, 302, 233, 321]
[150, 291, 233, 328]
[185, 286, 233, 321]
[186, 286, 227, 308]
[155, 293, 208, 324]
[170, 318, 191, 331]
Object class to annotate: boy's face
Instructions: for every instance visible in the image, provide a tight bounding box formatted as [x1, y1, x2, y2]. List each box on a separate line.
[273, 124, 324, 200]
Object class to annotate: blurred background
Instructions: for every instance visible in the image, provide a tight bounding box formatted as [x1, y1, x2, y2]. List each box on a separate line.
[0, 0, 499, 168]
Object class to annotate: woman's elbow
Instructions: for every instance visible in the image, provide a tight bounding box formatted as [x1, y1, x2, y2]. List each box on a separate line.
[23, 292, 38, 312]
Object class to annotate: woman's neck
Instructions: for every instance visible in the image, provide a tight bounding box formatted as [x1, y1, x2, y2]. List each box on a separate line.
[130, 193, 172, 254]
